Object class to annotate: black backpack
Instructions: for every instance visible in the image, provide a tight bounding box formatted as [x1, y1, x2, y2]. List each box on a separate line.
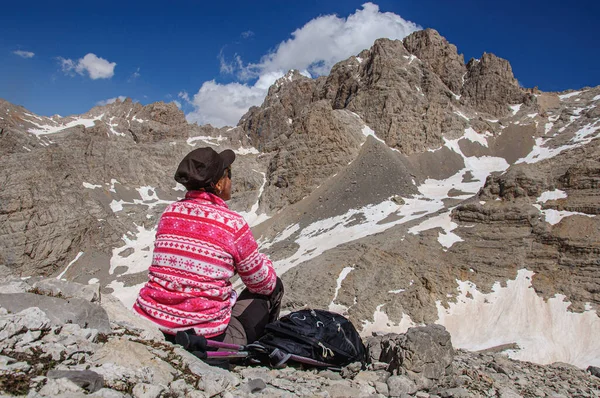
[253, 309, 366, 369]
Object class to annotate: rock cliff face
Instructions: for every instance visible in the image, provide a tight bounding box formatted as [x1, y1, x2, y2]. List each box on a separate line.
[1, 29, 600, 375]
[403, 28, 467, 94]
[0, 99, 261, 279]
[462, 53, 530, 117]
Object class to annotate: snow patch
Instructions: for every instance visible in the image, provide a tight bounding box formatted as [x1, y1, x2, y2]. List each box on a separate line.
[56, 252, 84, 280]
[388, 289, 405, 294]
[107, 280, 145, 310]
[83, 182, 102, 189]
[187, 135, 227, 147]
[559, 91, 585, 100]
[237, 170, 270, 227]
[533, 205, 595, 225]
[28, 114, 104, 136]
[109, 225, 156, 276]
[328, 266, 354, 315]
[234, 147, 260, 155]
[110, 186, 173, 212]
[537, 189, 567, 203]
[436, 269, 600, 368]
[517, 121, 600, 164]
[360, 125, 391, 148]
[408, 211, 463, 249]
[454, 110, 470, 121]
[361, 304, 417, 337]
[509, 104, 522, 115]
[462, 127, 490, 147]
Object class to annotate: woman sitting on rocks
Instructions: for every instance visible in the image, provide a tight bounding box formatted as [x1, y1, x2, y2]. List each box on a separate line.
[134, 147, 283, 349]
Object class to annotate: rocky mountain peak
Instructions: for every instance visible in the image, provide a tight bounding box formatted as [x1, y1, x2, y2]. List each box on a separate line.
[403, 28, 467, 94]
[269, 70, 309, 92]
[135, 101, 186, 126]
[239, 70, 317, 151]
[462, 52, 528, 116]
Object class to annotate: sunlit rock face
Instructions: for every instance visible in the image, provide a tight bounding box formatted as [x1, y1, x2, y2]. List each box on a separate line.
[1, 31, 600, 370]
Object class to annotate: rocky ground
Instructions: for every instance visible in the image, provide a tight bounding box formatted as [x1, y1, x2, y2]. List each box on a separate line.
[1, 278, 598, 397]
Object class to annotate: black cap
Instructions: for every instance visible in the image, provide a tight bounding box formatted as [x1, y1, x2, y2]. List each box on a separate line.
[174, 147, 235, 190]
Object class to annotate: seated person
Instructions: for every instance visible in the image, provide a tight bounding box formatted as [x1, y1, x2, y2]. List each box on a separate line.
[134, 147, 283, 348]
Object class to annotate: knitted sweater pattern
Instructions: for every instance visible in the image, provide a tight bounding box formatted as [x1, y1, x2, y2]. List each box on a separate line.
[134, 191, 277, 337]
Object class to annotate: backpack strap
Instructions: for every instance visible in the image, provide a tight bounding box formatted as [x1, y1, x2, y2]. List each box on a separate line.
[269, 348, 292, 368]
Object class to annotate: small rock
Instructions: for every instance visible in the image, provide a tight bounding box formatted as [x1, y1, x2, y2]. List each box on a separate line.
[168, 379, 191, 396]
[89, 389, 127, 398]
[47, 369, 104, 393]
[15, 330, 42, 347]
[498, 387, 523, 398]
[587, 365, 600, 378]
[374, 381, 389, 396]
[244, 378, 267, 393]
[132, 383, 164, 398]
[439, 387, 471, 398]
[353, 370, 380, 383]
[319, 369, 343, 380]
[341, 361, 362, 379]
[387, 375, 418, 396]
[370, 361, 389, 371]
[38, 377, 86, 396]
[325, 382, 362, 398]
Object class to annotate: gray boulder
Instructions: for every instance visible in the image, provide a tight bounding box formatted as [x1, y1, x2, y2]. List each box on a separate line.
[588, 365, 600, 378]
[366, 325, 454, 387]
[33, 278, 100, 302]
[46, 370, 104, 393]
[0, 293, 111, 333]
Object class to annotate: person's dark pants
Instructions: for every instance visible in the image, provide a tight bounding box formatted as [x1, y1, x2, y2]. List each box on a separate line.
[164, 277, 284, 347]
[222, 276, 284, 346]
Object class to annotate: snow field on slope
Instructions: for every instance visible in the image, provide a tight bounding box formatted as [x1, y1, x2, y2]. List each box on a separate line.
[269, 125, 509, 275]
[27, 114, 105, 135]
[436, 269, 600, 368]
[534, 189, 596, 225]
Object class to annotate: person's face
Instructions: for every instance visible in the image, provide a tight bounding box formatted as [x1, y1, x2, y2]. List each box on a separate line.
[215, 167, 232, 201]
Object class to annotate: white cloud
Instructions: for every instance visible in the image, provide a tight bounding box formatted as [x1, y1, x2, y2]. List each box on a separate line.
[96, 96, 127, 106]
[241, 30, 254, 39]
[173, 100, 182, 109]
[13, 50, 35, 58]
[187, 2, 420, 127]
[185, 77, 271, 127]
[128, 67, 140, 82]
[219, 50, 243, 75]
[178, 91, 190, 102]
[245, 2, 420, 77]
[59, 53, 116, 79]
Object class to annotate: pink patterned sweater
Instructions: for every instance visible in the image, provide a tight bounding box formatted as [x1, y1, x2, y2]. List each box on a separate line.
[134, 191, 277, 337]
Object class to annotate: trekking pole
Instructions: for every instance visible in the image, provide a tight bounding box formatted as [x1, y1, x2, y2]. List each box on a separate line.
[207, 339, 343, 370]
[176, 331, 251, 360]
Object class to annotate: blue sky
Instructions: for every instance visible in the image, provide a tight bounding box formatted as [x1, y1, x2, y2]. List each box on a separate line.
[2, 0, 599, 126]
